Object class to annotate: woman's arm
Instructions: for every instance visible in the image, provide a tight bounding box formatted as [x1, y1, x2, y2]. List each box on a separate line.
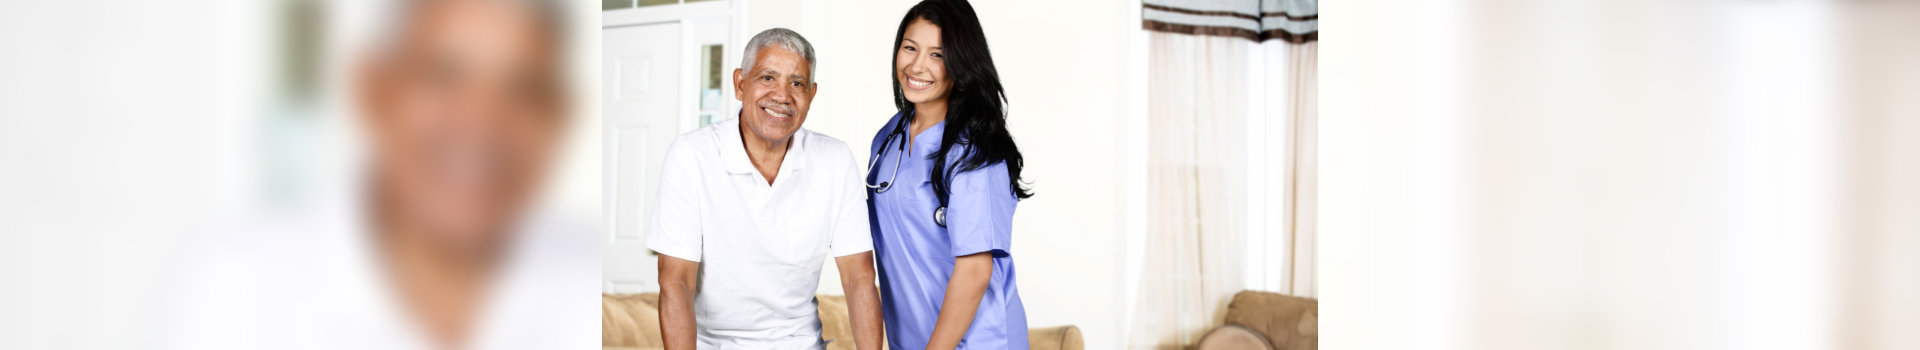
[924, 252, 993, 350]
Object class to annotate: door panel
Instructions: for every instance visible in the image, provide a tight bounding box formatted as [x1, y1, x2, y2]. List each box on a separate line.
[602, 23, 681, 293]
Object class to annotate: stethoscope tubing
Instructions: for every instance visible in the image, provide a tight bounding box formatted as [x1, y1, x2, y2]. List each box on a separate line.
[866, 112, 947, 227]
[866, 117, 908, 194]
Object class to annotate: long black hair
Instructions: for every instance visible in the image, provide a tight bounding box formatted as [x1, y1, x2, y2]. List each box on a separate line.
[890, 0, 1032, 200]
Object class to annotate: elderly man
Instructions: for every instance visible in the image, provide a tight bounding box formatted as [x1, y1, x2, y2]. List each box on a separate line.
[648, 28, 884, 350]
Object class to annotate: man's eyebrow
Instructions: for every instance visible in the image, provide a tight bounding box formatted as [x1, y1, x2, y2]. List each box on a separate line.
[787, 73, 810, 82]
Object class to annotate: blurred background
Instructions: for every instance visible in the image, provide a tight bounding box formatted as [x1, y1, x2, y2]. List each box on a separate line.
[3, 0, 1918, 350]
[0, 0, 605, 349]
[1323, 0, 1920, 349]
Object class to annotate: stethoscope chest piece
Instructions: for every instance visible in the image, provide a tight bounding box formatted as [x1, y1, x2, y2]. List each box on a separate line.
[933, 206, 947, 227]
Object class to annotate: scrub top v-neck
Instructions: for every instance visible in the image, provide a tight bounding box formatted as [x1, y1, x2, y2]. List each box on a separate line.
[866, 110, 1028, 349]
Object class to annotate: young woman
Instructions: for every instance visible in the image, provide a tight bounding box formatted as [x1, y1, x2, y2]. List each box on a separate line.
[864, 0, 1032, 349]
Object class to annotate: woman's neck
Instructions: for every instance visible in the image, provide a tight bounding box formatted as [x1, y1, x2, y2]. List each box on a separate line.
[909, 100, 947, 145]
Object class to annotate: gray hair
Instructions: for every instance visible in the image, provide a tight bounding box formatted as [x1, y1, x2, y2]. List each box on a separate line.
[740, 28, 816, 83]
[378, 0, 571, 50]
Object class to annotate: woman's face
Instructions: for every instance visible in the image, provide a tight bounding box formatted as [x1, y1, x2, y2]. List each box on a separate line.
[896, 18, 951, 106]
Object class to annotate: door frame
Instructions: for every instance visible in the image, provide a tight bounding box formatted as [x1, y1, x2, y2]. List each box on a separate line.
[603, 1, 738, 134]
[600, 1, 734, 293]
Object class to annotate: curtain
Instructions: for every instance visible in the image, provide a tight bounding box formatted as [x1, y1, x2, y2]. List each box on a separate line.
[1131, 5, 1316, 348]
[1133, 0, 1316, 347]
[1282, 40, 1316, 297]
[1132, 31, 1250, 349]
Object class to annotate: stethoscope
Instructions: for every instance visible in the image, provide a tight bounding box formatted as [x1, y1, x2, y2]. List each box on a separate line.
[867, 111, 947, 227]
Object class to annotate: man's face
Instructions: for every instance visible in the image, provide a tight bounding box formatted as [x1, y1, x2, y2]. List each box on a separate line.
[359, 0, 564, 251]
[733, 46, 814, 144]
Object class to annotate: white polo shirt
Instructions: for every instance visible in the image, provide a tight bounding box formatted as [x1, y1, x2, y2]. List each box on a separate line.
[646, 116, 873, 349]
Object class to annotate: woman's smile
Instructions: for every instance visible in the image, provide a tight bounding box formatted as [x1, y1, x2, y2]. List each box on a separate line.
[904, 76, 935, 90]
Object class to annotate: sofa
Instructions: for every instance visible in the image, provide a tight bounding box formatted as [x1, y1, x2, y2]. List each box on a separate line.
[1193, 291, 1318, 350]
[603, 293, 1082, 350]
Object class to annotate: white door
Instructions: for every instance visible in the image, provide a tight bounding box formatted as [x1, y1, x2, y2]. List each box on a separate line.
[602, 22, 682, 293]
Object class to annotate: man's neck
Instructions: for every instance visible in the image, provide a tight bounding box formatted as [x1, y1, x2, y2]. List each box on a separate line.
[370, 207, 500, 350]
[738, 118, 790, 185]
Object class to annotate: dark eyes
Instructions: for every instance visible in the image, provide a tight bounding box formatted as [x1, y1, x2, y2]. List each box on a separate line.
[901, 46, 943, 60]
[759, 75, 803, 88]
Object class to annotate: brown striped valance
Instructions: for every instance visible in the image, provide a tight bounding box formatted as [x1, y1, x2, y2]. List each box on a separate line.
[1144, 0, 1317, 43]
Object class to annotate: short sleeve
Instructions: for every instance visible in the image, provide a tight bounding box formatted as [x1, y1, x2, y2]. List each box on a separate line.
[830, 150, 875, 257]
[946, 160, 1017, 258]
[646, 138, 704, 262]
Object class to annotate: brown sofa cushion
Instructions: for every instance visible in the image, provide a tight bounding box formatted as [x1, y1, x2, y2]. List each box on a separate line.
[1222, 291, 1317, 350]
[1028, 325, 1083, 350]
[815, 295, 859, 350]
[602, 294, 664, 348]
[1196, 324, 1276, 350]
[604, 293, 1082, 350]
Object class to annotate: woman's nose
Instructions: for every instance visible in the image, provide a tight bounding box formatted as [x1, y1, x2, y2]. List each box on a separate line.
[908, 54, 926, 75]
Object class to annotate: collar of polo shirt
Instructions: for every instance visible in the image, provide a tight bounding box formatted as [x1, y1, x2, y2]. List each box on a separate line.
[719, 108, 810, 175]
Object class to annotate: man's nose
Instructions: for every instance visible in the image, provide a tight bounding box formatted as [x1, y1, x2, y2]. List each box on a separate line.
[768, 85, 792, 103]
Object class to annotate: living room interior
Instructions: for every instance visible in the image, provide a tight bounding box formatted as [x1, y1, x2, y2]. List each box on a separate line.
[595, 0, 1317, 349]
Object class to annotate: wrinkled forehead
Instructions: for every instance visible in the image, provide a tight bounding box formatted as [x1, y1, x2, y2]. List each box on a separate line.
[386, 0, 563, 62]
[749, 46, 812, 82]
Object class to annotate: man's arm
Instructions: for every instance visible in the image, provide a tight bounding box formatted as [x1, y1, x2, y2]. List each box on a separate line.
[924, 253, 992, 350]
[658, 254, 701, 350]
[835, 252, 885, 350]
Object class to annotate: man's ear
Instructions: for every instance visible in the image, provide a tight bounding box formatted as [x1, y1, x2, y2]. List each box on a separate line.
[806, 82, 819, 98]
[732, 68, 745, 102]
[355, 54, 390, 131]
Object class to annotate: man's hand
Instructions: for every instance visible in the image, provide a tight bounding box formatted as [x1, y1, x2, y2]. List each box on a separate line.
[835, 252, 885, 350]
[658, 254, 701, 350]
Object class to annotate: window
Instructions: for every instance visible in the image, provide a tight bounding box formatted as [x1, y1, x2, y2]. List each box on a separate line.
[697, 44, 724, 127]
[603, 0, 719, 11]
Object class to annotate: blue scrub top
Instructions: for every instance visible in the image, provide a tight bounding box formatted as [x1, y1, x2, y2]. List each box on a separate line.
[866, 111, 1028, 349]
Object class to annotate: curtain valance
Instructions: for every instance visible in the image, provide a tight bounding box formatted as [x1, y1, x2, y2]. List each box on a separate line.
[1143, 0, 1317, 43]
